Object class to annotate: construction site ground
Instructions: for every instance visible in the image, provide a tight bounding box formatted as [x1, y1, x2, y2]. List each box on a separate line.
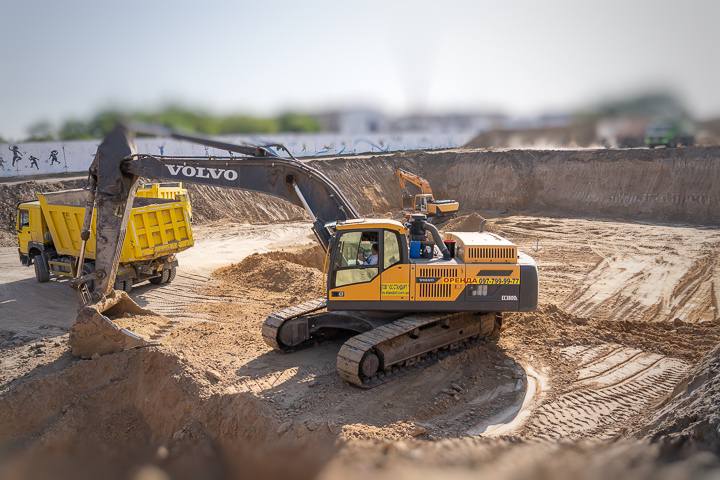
[1, 146, 719, 480]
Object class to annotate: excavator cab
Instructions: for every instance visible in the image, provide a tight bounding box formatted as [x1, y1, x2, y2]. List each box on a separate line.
[327, 220, 407, 304]
[414, 194, 432, 213]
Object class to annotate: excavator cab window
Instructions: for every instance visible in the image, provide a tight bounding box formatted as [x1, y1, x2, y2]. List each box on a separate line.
[415, 196, 429, 212]
[332, 230, 380, 287]
[383, 230, 401, 269]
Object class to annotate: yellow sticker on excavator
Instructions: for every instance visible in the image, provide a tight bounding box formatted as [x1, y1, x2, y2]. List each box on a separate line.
[382, 283, 409, 296]
[440, 277, 520, 285]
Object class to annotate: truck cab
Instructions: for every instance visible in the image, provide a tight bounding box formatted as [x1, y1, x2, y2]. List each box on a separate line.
[16, 201, 49, 267]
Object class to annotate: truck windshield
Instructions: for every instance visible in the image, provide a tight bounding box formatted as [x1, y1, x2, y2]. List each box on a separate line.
[18, 209, 29, 228]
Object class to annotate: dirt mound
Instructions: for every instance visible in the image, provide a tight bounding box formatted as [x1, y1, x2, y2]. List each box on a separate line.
[642, 345, 720, 457]
[214, 251, 324, 297]
[442, 212, 488, 232]
[262, 245, 326, 271]
[0, 348, 335, 480]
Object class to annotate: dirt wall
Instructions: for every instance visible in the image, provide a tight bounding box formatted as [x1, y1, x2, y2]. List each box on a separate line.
[309, 146, 720, 225]
[2, 146, 718, 247]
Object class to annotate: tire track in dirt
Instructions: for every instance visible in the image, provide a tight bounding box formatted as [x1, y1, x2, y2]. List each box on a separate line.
[521, 344, 688, 442]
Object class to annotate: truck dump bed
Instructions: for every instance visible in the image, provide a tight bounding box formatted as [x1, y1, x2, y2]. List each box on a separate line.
[38, 189, 193, 263]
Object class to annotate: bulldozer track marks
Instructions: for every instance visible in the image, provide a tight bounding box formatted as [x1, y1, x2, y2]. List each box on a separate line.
[129, 272, 229, 340]
[522, 344, 688, 441]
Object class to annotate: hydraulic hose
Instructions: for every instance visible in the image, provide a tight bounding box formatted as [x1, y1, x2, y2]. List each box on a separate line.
[424, 220, 451, 260]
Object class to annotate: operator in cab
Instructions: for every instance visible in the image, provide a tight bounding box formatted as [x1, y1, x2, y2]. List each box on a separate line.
[364, 243, 379, 266]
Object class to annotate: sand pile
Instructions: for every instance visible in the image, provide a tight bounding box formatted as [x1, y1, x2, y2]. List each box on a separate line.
[263, 245, 326, 271]
[214, 250, 325, 297]
[442, 212, 488, 232]
[185, 184, 307, 224]
[0, 348, 335, 480]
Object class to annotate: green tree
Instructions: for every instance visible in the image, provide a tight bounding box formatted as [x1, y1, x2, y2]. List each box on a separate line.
[25, 120, 56, 142]
[278, 112, 321, 133]
[59, 119, 93, 140]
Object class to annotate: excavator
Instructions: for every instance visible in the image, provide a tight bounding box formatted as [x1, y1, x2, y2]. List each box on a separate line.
[395, 168, 460, 218]
[71, 124, 538, 387]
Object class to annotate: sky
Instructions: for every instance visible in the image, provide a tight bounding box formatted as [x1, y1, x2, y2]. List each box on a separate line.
[1, 0, 719, 139]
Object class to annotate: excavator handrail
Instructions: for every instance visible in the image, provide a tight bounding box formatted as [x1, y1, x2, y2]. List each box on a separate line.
[81, 124, 360, 301]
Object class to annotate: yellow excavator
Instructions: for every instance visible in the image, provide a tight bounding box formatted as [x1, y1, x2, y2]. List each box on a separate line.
[70, 125, 538, 388]
[395, 168, 460, 217]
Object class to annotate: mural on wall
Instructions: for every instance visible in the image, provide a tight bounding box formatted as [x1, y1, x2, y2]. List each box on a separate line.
[0, 130, 477, 178]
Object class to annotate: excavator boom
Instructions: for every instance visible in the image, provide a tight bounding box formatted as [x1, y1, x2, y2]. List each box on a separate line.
[395, 168, 433, 196]
[87, 125, 359, 299]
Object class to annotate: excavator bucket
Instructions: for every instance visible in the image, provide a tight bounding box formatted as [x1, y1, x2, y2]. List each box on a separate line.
[70, 290, 153, 358]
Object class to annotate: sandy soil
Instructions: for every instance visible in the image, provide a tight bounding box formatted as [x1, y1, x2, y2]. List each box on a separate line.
[2, 211, 718, 479]
[1, 143, 719, 479]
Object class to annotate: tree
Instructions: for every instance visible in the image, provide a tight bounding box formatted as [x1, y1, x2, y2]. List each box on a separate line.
[278, 112, 321, 133]
[59, 119, 93, 140]
[26, 120, 55, 142]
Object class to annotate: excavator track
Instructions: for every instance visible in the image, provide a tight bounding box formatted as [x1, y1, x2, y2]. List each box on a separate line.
[337, 312, 500, 388]
[262, 298, 327, 350]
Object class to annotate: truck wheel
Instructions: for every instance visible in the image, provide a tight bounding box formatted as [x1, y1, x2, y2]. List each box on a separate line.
[149, 268, 170, 285]
[33, 254, 50, 283]
[114, 279, 133, 293]
[164, 266, 177, 284]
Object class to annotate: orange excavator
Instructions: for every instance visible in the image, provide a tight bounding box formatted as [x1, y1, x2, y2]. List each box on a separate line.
[395, 168, 459, 218]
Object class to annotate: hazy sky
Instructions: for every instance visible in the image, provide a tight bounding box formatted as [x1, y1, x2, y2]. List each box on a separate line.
[1, 0, 718, 138]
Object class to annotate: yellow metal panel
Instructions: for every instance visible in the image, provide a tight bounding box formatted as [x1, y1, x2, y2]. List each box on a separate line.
[380, 264, 410, 301]
[335, 218, 407, 234]
[38, 193, 193, 262]
[464, 264, 520, 285]
[411, 263, 466, 302]
[329, 273, 381, 301]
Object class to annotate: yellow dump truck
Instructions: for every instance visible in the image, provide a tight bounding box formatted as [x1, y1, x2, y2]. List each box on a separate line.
[16, 184, 194, 292]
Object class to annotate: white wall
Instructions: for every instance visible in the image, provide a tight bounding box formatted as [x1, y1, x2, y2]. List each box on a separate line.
[0, 130, 476, 179]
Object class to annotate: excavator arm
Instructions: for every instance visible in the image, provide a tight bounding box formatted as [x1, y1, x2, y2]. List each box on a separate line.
[394, 168, 434, 196]
[84, 124, 359, 300]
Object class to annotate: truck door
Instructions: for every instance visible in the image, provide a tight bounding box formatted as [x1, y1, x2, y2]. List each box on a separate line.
[16, 208, 32, 255]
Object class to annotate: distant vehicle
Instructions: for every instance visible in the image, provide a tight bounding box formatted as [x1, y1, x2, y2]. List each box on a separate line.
[645, 120, 695, 148]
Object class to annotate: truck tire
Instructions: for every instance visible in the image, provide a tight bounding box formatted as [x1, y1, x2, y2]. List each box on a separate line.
[114, 279, 133, 293]
[149, 270, 167, 285]
[33, 254, 50, 283]
[165, 266, 177, 284]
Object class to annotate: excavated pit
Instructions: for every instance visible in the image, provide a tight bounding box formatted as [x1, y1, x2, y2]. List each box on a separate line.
[2, 146, 720, 478]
